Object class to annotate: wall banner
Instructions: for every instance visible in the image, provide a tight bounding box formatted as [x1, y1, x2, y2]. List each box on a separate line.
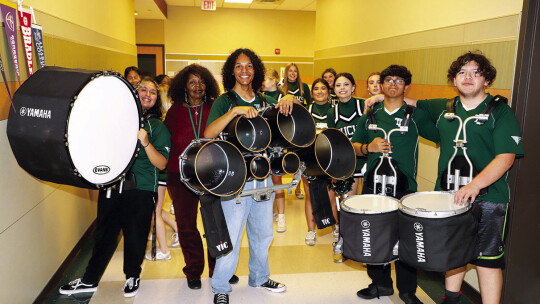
[18, 10, 34, 76]
[31, 23, 45, 69]
[0, 3, 21, 84]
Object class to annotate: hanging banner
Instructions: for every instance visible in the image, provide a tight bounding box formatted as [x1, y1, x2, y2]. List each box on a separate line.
[31, 23, 45, 69]
[18, 9, 34, 76]
[0, 53, 15, 111]
[0, 3, 21, 84]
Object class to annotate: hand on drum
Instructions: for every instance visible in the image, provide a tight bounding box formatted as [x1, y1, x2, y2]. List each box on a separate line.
[369, 137, 392, 153]
[275, 97, 294, 116]
[454, 182, 480, 206]
[138, 129, 150, 147]
[233, 106, 259, 119]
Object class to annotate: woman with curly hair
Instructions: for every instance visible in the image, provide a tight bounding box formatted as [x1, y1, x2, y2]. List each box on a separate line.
[205, 48, 293, 304]
[162, 64, 240, 290]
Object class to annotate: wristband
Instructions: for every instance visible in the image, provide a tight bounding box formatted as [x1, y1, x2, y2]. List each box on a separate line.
[366, 143, 370, 154]
[143, 142, 150, 148]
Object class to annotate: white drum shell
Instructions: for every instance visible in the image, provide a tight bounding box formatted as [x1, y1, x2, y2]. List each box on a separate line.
[341, 194, 399, 214]
[399, 191, 470, 218]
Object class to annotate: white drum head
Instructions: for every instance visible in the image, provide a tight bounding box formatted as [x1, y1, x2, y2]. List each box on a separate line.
[400, 191, 469, 217]
[341, 194, 398, 214]
[67, 75, 140, 185]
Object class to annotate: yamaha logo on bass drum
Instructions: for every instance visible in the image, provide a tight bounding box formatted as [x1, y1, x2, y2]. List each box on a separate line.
[93, 165, 110, 175]
[19, 106, 52, 119]
[361, 220, 371, 257]
[414, 222, 426, 262]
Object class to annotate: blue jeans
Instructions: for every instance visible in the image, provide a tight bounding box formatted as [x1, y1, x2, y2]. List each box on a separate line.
[211, 178, 274, 294]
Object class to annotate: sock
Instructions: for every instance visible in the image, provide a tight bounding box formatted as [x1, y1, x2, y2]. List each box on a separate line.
[443, 289, 461, 303]
[278, 214, 285, 220]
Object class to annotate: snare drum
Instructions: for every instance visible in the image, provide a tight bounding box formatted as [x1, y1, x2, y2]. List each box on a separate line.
[7, 66, 142, 188]
[398, 191, 479, 272]
[340, 195, 399, 264]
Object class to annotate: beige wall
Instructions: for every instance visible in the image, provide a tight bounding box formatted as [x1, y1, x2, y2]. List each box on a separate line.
[0, 1, 137, 303]
[315, 0, 523, 292]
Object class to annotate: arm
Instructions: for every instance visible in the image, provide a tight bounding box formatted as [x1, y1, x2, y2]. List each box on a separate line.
[138, 129, 168, 170]
[204, 106, 258, 138]
[454, 153, 516, 205]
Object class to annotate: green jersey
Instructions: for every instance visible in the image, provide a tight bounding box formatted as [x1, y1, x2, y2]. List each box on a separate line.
[308, 102, 332, 126]
[351, 102, 439, 191]
[207, 89, 278, 125]
[263, 90, 281, 101]
[417, 94, 524, 204]
[327, 97, 366, 174]
[283, 80, 311, 106]
[132, 117, 171, 192]
[329, 88, 339, 106]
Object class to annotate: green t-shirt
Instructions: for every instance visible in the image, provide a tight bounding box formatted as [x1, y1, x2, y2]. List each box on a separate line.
[284, 80, 311, 106]
[351, 102, 439, 192]
[132, 117, 171, 192]
[207, 90, 278, 125]
[327, 97, 366, 173]
[417, 94, 524, 204]
[308, 102, 332, 125]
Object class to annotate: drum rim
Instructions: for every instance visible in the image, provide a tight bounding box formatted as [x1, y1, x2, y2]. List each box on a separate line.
[247, 154, 270, 180]
[340, 194, 399, 214]
[233, 115, 272, 152]
[275, 103, 316, 148]
[66, 72, 142, 188]
[398, 191, 471, 218]
[193, 139, 247, 196]
[310, 128, 356, 180]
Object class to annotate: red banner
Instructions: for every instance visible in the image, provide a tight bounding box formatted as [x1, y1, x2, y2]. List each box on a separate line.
[18, 10, 33, 76]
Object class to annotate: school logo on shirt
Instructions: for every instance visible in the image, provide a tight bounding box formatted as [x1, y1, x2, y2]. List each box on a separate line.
[395, 117, 403, 126]
[511, 136, 522, 145]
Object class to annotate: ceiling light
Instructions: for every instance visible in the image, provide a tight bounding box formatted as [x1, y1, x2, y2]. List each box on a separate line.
[224, 0, 253, 3]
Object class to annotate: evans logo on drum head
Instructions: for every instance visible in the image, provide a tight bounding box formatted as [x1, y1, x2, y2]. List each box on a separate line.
[361, 220, 371, 229]
[93, 165, 110, 175]
[414, 222, 423, 232]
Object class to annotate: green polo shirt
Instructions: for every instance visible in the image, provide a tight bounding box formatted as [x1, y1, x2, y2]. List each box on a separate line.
[207, 90, 278, 125]
[351, 102, 439, 191]
[417, 94, 524, 204]
[327, 97, 366, 173]
[132, 117, 171, 192]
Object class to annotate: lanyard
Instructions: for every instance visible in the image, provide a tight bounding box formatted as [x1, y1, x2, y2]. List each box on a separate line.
[188, 103, 204, 139]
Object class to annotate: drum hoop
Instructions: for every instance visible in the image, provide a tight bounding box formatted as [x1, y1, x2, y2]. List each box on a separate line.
[398, 191, 470, 218]
[312, 128, 356, 180]
[194, 139, 247, 196]
[235, 115, 272, 152]
[179, 139, 211, 196]
[65, 72, 142, 188]
[249, 155, 270, 180]
[282, 152, 300, 175]
[276, 104, 316, 148]
[340, 194, 399, 214]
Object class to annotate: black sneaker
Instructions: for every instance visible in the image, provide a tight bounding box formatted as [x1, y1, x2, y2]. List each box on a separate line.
[123, 277, 140, 298]
[59, 278, 98, 295]
[442, 296, 462, 304]
[356, 283, 394, 299]
[214, 293, 229, 304]
[229, 275, 239, 284]
[257, 279, 286, 293]
[399, 292, 424, 304]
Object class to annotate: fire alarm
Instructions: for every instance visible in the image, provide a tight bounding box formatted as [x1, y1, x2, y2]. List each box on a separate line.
[275, 48, 280, 55]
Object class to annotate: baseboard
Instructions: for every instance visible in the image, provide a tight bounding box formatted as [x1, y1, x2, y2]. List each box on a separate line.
[33, 220, 97, 304]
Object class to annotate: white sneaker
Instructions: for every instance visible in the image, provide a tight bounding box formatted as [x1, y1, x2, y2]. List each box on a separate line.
[332, 224, 340, 243]
[333, 236, 344, 263]
[305, 230, 316, 246]
[170, 204, 175, 215]
[145, 248, 171, 261]
[171, 233, 179, 247]
[276, 214, 286, 233]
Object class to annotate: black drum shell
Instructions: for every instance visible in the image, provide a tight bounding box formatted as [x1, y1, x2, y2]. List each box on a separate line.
[341, 209, 399, 264]
[6, 66, 141, 189]
[223, 115, 271, 153]
[262, 103, 316, 148]
[245, 154, 270, 181]
[270, 152, 300, 176]
[398, 208, 478, 272]
[180, 140, 247, 196]
[296, 128, 356, 179]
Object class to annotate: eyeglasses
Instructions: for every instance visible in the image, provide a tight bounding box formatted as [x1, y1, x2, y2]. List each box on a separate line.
[383, 78, 405, 85]
[137, 86, 158, 96]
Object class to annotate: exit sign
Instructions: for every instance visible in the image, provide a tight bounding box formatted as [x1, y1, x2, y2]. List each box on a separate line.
[202, 0, 216, 11]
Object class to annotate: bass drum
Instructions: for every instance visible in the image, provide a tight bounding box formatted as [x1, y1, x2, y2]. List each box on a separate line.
[180, 139, 247, 196]
[7, 66, 142, 189]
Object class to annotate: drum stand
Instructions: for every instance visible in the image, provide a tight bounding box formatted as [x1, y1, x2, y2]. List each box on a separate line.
[368, 123, 409, 197]
[237, 162, 304, 202]
[443, 113, 489, 191]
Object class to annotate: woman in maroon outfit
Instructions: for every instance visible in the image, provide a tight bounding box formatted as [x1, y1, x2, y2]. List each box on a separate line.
[164, 64, 237, 289]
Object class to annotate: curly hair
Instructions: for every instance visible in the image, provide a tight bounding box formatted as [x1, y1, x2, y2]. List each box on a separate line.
[138, 77, 163, 119]
[222, 48, 265, 92]
[447, 51, 496, 85]
[380, 65, 412, 86]
[168, 64, 220, 105]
